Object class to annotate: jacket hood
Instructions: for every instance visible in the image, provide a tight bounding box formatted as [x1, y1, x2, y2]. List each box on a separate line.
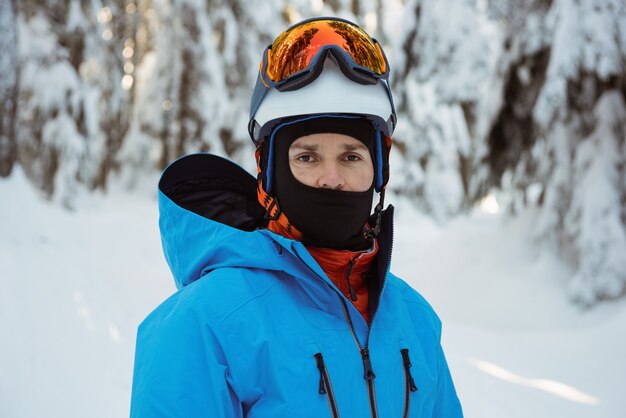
[158, 153, 283, 289]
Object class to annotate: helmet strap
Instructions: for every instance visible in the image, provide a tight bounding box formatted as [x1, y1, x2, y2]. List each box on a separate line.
[364, 189, 385, 242]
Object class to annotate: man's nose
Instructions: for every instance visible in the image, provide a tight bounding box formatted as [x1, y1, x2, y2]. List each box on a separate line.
[317, 163, 344, 190]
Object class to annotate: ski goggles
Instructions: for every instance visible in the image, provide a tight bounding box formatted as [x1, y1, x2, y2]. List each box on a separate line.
[258, 17, 390, 92]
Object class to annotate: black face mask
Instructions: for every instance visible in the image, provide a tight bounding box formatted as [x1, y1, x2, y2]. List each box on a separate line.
[270, 117, 376, 250]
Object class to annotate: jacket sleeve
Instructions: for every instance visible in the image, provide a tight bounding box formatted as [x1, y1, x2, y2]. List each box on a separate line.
[432, 341, 464, 418]
[130, 298, 242, 418]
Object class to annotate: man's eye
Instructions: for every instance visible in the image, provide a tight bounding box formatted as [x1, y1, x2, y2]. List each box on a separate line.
[297, 155, 312, 162]
[345, 154, 362, 162]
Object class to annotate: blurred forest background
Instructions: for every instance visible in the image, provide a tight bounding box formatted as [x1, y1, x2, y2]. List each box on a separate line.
[1, 0, 625, 307]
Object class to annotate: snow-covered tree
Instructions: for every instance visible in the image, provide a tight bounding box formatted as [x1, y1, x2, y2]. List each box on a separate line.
[392, 0, 495, 220]
[533, 0, 626, 304]
[472, 0, 626, 304]
[119, 0, 401, 178]
[13, 0, 131, 206]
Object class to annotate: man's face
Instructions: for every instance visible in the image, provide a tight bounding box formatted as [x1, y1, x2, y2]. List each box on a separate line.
[288, 133, 374, 192]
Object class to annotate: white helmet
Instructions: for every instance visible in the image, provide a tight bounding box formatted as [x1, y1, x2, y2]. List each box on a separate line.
[248, 60, 396, 145]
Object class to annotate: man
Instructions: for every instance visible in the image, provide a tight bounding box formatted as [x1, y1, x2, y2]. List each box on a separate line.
[131, 17, 463, 418]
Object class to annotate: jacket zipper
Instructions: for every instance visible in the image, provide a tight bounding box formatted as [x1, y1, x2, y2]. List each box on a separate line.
[292, 209, 394, 418]
[336, 294, 379, 418]
[315, 353, 341, 418]
[401, 348, 418, 418]
[361, 347, 378, 418]
[298, 252, 380, 418]
[358, 210, 394, 418]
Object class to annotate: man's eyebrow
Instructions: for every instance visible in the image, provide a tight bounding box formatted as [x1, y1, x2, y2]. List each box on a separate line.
[290, 144, 319, 152]
[289, 142, 368, 152]
[342, 142, 368, 151]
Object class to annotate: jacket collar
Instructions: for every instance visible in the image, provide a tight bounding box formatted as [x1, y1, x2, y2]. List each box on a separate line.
[158, 153, 394, 302]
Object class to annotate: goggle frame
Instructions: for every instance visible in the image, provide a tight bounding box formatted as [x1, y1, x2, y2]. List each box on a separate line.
[258, 17, 390, 92]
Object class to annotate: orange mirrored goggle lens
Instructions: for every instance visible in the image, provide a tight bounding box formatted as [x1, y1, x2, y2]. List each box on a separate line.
[266, 20, 387, 83]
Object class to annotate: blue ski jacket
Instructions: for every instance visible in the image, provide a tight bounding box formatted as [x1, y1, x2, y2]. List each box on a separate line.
[131, 154, 463, 418]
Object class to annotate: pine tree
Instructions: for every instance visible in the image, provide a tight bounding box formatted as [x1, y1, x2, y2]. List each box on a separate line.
[473, 0, 626, 305]
[13, 0, 131, 206]
[392, 0, 493, 220]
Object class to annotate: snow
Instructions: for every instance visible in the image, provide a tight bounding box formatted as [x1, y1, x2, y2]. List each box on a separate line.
[393, 198, 626, 418]
[0, 168, 171, 418]
[2, 168, 625, 418]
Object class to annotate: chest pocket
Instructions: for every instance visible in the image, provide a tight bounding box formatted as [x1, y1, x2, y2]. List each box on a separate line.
[314, 353, 341, 418]
[398, 340, 439, 418]
[400, 348, 419, 418]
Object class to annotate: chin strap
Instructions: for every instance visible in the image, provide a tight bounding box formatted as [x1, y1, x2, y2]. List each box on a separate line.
[364, 189, 385, 242]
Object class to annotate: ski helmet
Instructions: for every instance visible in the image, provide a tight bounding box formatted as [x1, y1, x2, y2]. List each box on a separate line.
[250, 17, 395, 243]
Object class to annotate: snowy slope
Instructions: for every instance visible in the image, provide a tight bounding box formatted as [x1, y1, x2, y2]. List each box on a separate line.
[0, 169, 173, 418]
[393, 199, 626, 418]
[1, 170, 625, 418]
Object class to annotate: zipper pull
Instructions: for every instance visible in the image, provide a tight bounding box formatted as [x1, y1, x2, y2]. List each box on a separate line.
[314, 353, 327, 394]
[401, 349, 418, 392]
[346, 258, 358, 301]
[361, 348, 376, 381]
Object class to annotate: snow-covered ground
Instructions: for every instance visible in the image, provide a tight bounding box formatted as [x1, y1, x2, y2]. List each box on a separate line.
[1, 167, 624, 418]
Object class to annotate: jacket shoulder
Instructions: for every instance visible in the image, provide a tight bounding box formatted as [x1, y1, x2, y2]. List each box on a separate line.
[385, 272, 442, 335]
[140, 266, 280, 330]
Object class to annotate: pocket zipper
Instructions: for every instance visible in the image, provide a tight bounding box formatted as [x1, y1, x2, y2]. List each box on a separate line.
[315, 353, 341, 418]
[401, 348, 418, 418]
